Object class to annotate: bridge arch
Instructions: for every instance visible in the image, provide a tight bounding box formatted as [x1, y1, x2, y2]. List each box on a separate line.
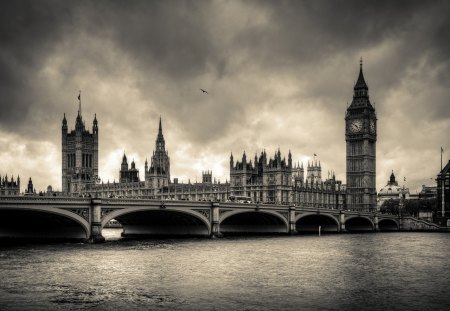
[0, 206, 90, 240]
[344, 215, 374, 232]
[295, 213, 340, 233]
[378, 218, 399, 231]
[219, 210, 289, 234]
[102, 207, 211, 237]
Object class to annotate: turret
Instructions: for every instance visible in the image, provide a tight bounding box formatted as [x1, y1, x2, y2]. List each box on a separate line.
[121, 153, 128, 171]
[62, 113, 68, 132]
[75, 110, 84, 132]
[93, 113, 98, 134]
[156, 116, 165, 151]
[27, 177, 34, 194]
[288, 150, 292, 168]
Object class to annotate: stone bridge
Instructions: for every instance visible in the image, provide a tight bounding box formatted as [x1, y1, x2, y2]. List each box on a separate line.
[0, 196, 445, 242]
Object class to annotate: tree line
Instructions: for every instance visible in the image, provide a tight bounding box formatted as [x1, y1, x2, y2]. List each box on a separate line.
[379, 198, 437, 217]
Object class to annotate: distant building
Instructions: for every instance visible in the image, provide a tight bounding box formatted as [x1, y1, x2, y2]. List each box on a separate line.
[229, 149, 292, 204]
[87, 118, 230, 201]
[293, 166, 346, 209]
[24, 177, 36, 196]
[377, 171, 409, 208]
[437, 160, 450, 226]
[0, 175, 20, 196]
[418, 184, 437, 199]
[66, 110, 344, 207]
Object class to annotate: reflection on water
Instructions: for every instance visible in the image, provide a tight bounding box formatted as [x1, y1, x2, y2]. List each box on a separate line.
[1, 231, 450, 310]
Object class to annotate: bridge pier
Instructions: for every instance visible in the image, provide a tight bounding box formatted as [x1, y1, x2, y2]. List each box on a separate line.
[289, 206, 297, 235]
[210, 202, 222, 238]
[374, 215, 379, 231]
[88, 199, 105, 243]
[339, 211, 346, 232]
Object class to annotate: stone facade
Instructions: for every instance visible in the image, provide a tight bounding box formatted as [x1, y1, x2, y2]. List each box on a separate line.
[61, 99, 99, 194]
[345, 61, 377, 211]
[229, 150, 293, 204]
[0, 175, 20, 196]
[87, 118, 230, 201]
[229, 151, 345, 207]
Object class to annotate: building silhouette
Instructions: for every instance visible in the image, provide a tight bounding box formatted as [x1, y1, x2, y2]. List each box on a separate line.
[377, 171, 409, 208]
[60, 63, 382, 209]
[0, 175, 20, 196]
[345, 60, 377, 211]
[437, 160, 450, 226]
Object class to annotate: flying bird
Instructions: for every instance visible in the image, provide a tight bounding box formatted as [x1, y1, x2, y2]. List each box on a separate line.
[200, 89, 208, 94]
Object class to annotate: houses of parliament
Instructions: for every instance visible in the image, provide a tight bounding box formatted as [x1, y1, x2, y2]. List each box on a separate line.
[59, 62, 377, 211]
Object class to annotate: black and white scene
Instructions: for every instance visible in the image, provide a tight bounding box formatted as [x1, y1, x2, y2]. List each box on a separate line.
[1, 0, 450, 310]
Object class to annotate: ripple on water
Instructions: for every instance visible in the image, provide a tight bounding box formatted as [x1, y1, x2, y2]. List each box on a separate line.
[1, 233, 450, 310]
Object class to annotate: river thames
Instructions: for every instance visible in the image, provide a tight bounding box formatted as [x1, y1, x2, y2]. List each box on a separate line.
[0, 231, 449, 310]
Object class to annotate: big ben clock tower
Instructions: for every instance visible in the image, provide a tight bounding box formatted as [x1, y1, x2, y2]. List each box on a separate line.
[345, 59, 377, 211]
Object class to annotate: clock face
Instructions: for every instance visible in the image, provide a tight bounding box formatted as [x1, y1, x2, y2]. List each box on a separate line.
[370, 120, 376, 134]
[349, 119, 363, 134]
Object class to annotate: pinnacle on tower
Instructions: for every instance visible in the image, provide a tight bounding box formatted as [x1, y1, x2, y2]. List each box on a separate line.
[354, 58, 368, 91]
[78, 90, 82, 115]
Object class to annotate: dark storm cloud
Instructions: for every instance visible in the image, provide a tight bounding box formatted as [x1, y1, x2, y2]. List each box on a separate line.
[1, 0, 450, 191]
[0, 1, 76, 128]
[2, 0, 449, 131]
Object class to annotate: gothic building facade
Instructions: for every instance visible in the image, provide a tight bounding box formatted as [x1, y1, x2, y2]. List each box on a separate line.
[85, 118, 230, 202]
[292, 161, 346, 209]
[61, 100, 99, 194]
[229, 151, 346, 207]
[62, 108, 346, 208]
[345, 61, 377, 211]
[0, 175, 20, 196]
[61, 61, 381, 209]
[229, 150, 293, 203]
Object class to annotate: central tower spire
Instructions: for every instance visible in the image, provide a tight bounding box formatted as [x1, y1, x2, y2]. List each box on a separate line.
[156, 116, 165, 151]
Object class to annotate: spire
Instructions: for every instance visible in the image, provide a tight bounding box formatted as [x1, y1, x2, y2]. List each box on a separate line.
[354, 57, 368, 91]
[156, 116, 165, 151]
[78, 90, 82, 116]
[75, 91, 84, 130]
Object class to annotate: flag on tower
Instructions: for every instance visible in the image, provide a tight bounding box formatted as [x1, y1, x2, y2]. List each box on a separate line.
[78, 93, 81, 101]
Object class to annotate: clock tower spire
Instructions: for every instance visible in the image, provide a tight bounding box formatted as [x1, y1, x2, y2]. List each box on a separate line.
[345, 59, 377, 211]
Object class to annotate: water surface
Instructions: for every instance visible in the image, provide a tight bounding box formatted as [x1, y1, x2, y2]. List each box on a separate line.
[1, 231, 449, 310]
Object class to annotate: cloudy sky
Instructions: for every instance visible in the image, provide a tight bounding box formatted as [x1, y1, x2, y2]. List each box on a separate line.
[1, 0, 449, 193]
